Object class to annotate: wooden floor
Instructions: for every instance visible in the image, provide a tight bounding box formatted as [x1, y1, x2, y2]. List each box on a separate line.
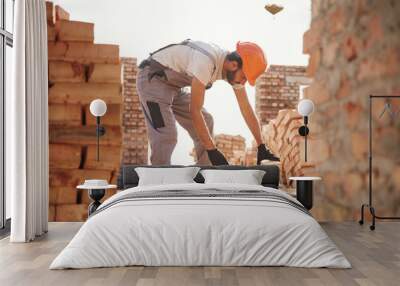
[0, 222, 399, 286]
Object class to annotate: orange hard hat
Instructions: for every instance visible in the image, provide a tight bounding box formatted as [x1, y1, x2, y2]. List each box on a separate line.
[236, 41, 267, 86]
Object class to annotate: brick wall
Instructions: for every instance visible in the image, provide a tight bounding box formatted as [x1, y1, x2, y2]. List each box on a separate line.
[121, 57, 148, 165]
[303, 0, 400, 221]
[255, 65, 311, 125]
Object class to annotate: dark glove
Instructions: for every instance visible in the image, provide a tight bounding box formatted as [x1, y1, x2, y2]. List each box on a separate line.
[257, 144, 279, 164]
[207, 149, 229, 166]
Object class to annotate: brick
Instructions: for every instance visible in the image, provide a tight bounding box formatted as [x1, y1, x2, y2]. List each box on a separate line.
[49, 61, 86, 83]
[49, 125, 122, 146]
[47, 24, 56, 41]
[55, 20, 94, 42]
[342, 172, 363, 200]
[50, 168, 112, 187]
[49, 186, 78, 205]
[48, 205, 56, 222]
[327, 6, 345, 35]
[311, 0, 322, 19]
[84, 145, 121, 171]
[307, 48, 321, 77]
[336, 75, 351, 99]
[56, 204, 88, 222]
[357, 47, 399, 81]
[88, 63, 122, 83]
[46, 2, 54, 24]
[342, 34, 362, 62]
[85, 104, 121, 126]
[301, 138, 330, 164]
[373, 127, 400, 158]
[49, 144, 82, 169]
[392, 165, 400, 190]
[365, 13, 383, 49]
[55, 5, 70, 21]
[344, 101, 363, 129]
[303, 82, 330, 104]
[303, 18, 324, 54]
[322, 41, 338, 67]
[48, 42, 120, 64]
[49, 83, 122, 105]
[351, 131, 368, 160]
[49, 104, 82, 126]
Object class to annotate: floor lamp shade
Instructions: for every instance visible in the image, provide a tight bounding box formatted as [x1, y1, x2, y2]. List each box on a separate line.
[90, 99, 107, 117]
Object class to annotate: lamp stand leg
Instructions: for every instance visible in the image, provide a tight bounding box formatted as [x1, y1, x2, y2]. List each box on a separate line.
[305, 133, 307, 162]
[96, 116, 100, 161]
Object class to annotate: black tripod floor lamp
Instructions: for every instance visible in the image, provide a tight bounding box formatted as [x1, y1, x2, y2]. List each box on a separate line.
[359, 95, 400, 230]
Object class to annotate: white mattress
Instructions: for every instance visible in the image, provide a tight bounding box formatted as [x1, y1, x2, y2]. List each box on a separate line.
[50, 183, 351, 269]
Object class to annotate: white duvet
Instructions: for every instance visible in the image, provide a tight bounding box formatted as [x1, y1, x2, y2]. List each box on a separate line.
[50, 183, 351, 269]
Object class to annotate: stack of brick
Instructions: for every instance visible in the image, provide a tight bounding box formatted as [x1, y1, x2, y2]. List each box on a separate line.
[255, 65, 311, 125]
[262, 109, 316, 186]
[214, 135, 246, 165]
[190, 134, 246, 165]
[120, 57, 148, 165]
[301, 0, 400, 221]
[47, 2, 122, 221]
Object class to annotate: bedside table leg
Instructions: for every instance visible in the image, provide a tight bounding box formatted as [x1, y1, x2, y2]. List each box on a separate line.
[88, 189, 105, 216]
[296, 181, 313, 210]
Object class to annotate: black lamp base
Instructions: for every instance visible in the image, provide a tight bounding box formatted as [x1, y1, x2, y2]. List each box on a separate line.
[88, 189, 105, 215]
[296, 180, 313, 210]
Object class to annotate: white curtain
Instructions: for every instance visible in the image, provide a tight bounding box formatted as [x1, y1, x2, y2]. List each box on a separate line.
[7, 0, 49, 242]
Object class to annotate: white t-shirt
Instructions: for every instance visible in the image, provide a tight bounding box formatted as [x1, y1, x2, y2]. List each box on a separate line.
[151, 40, 229, 86]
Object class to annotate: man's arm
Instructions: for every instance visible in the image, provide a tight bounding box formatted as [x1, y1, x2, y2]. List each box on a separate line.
[233, 87, 263, 145]
[234, 87, 280, 162]
[191, 77, 229, 165]
[190, 77, 215, 150]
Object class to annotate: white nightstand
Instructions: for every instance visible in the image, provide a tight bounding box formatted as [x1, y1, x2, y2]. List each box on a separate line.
[289, 177, 321, 210]
[77, 180, 117, 215]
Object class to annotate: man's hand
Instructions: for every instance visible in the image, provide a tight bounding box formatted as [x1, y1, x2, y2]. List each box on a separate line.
[190, 77, 215, 150]
[257, 144, 279, 164]
[207, 149, 229, 165]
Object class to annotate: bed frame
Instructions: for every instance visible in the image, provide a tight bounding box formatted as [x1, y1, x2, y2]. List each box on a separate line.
[117, 164, 280, 190]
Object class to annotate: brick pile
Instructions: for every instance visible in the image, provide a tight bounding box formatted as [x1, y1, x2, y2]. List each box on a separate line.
[262, 109, 316, 186]
[214, 134, 246, 165]
[120, 57, 148, 165]
[190, 134, 246, 165]
[255, 65, 311, 125]
[47, 2, 122, 222]
[303, 0, 400, 221]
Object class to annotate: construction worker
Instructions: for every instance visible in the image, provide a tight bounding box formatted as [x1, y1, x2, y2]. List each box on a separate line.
[137, 39, 279, 165]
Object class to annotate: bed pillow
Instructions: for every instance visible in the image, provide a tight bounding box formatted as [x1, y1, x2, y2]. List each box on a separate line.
[135, 167, 201, 186]
[200, 169, 266, 185]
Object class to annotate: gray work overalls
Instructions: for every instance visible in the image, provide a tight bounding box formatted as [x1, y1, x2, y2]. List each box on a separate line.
[137, 40, 217, 165]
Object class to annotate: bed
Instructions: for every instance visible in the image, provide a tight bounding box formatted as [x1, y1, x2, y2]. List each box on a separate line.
[50, 165, 350, 269]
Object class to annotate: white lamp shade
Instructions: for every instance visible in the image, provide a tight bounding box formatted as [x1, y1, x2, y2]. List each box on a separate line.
[90, 99, 107, 117]
[297, 99, 314, 116]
